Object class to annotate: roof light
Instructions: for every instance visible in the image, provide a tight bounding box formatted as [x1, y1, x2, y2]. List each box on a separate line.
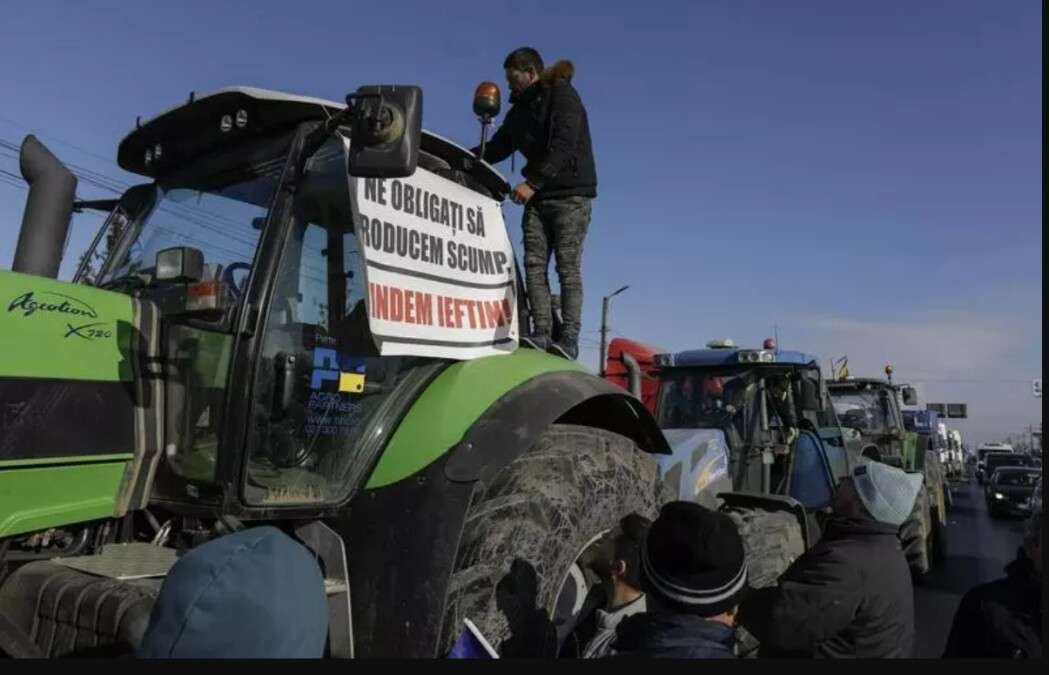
[706, 339, 736, 349]
[144, 148, 153, 165]
[763, 338, 776, 350]
[220, 114, 233, 133]
[653, 353, 675, 368]
[738, 349, 776, 364]
[153, 143, 162, 160]
[885, 364, 894, 377]
[235, 109, 248, 128]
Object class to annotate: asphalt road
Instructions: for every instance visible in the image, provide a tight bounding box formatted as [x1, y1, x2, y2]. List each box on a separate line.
[913, 472, 1030, 657]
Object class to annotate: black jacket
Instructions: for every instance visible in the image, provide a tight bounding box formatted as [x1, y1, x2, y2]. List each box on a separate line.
[740, 516, 915, 658]
[942, 549, 1042, 658]
[608, 612, 737, 659]
[472, 60, 597, 200]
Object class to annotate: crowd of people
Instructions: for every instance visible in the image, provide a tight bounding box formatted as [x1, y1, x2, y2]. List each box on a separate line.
[129, 459, 1040, 659]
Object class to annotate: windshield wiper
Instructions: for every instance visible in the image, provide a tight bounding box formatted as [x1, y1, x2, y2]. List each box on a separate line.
[100, 274, 148, 291]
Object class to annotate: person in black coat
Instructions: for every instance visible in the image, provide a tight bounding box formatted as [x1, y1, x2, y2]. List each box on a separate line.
[942, 511, 1042, 658]
[740, 461, 923, 658]
[471, 47, 597, 361]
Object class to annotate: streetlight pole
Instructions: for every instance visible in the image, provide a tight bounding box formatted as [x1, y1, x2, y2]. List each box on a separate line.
[599, 285, 630, 377]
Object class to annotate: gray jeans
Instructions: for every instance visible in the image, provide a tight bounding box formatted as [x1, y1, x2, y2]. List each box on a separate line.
[521, 196, 592, 342]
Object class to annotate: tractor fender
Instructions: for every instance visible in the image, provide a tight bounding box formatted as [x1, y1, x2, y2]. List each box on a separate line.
[444, 370, 670, 484]
[332, 368, 669, 657]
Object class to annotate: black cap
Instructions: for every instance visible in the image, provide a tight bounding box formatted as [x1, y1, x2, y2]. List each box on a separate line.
[640, 501, 748, 618]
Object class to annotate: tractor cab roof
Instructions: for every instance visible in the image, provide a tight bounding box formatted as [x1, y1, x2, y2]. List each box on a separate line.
[653, 347, 819, 369]
[116, 86, 509, 197]
[828, 378, 894, 389]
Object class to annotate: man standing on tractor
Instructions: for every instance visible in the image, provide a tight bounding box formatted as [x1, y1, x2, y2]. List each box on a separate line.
[471, 47, 598, 360]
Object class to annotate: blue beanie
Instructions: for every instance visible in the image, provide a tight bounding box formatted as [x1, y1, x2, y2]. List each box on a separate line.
[137, 526, 328, 658]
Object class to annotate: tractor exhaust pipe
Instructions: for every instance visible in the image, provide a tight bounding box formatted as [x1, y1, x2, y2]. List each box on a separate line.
[622, 351, 643, 399]
[12, 135, 77, 279]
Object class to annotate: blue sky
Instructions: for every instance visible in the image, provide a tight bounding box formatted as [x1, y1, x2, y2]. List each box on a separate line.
[0, 1, 1041, 445]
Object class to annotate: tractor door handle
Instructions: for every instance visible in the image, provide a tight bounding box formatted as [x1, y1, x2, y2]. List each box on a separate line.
[272, 353, 297, 419]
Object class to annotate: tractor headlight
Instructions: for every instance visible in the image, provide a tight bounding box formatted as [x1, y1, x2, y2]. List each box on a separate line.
[738, 350, 775, 364]
[653, 353, 675, 367]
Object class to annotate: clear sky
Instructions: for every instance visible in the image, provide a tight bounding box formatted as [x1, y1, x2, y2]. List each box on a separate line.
[0, 1, 1041, 445]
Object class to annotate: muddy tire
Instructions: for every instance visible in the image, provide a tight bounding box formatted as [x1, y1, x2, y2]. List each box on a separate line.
[723, 507, 805, 590]
[930, 508, 948, 567]
[901, 484, 931, 577]
[440, 424, 667, 657]
[723, 507, 805, 658]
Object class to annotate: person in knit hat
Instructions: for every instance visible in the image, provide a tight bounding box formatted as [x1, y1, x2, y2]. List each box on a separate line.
[739, 461, 922, 658]
[605, 501, 748, 658]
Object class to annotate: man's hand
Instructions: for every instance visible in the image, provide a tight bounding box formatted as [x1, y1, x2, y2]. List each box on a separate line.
[510, 181, 536, 205]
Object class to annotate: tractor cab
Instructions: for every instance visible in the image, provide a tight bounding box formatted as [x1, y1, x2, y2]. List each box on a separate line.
[92, 88, 512, 514]
[650, 340, 842, 504]
[827, 377, 919, 470]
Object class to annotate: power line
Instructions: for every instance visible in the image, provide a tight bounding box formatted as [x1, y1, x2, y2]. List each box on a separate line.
[0, 116, 122, 170]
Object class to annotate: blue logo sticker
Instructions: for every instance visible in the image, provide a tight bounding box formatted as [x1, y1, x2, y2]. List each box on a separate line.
[310, 348, 367, 393]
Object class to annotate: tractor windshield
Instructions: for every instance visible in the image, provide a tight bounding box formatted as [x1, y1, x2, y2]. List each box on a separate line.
[830, 388, 892, 435]
[99, 134, 290, 292]
[656, 367, 758, 442]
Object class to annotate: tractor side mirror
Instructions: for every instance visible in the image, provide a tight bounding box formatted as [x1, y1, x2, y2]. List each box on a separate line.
[347, 85, 422, 178]
[156, 246, 204, 283]
[901, 386, 918, 406]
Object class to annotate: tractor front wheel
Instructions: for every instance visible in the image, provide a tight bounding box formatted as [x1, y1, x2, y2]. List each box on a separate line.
[440, 424, 667, 657]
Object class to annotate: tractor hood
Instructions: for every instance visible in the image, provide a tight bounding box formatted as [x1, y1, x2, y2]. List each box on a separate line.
[0, 270, 163, 537]
[656, 428, 732, 509]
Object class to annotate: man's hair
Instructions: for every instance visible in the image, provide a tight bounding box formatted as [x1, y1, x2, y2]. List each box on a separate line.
[504, 47, 544, 75]
[613, 514, 651, 590]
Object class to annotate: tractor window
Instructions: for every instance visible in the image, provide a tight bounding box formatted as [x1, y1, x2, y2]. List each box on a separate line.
[102, 156, 283, 291]
[656, 368, 757, 446]
[243, 137, 437, 506]
[830, 389, 890, 435]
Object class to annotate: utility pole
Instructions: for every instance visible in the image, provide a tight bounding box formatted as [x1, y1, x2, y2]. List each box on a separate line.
[598, 285, 629, 377]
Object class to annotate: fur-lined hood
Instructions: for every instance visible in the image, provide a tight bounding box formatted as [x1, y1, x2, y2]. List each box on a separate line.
[541, 59, 575, 83]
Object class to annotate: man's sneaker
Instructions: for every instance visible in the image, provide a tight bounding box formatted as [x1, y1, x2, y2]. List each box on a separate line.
[520, 334, 550, 351]
[547, 339, 578, 361]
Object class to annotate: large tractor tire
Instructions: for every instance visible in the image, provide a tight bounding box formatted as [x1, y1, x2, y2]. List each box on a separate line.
[440, 424, 667, 657]
[900, 484, 932, 578]
[723, 507, 805, 589]
[930, 507, 948, 567]
[722, 507, 806, 658]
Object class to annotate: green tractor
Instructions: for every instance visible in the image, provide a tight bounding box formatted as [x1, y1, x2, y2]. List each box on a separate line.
[0, 86, 674, 658]
[826, 373, 940, 577]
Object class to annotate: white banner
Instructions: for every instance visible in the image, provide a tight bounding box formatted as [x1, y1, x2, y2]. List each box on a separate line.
[352, 165, 518, 359]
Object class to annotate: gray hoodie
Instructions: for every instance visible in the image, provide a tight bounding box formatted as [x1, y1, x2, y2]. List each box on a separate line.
[582, 595, 647, 658]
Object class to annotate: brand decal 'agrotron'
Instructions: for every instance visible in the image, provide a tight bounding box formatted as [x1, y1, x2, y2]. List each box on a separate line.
[7, 291, 112, 340]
